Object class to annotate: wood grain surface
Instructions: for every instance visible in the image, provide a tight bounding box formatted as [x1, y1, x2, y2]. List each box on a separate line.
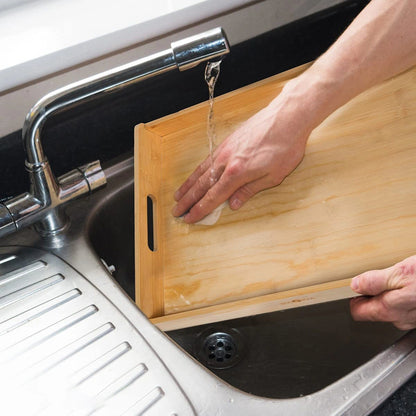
[134, 64, 416, 328]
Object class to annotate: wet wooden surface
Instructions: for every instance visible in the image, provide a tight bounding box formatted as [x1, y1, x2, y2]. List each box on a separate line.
[135, 64, 416, 328]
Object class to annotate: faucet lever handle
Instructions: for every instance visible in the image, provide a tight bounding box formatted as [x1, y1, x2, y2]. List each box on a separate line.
[58, 161, 107, 199]
[78, 161, 107, 193]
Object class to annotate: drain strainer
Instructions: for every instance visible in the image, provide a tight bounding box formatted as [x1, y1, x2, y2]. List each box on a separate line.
[194, 328, 244, 369]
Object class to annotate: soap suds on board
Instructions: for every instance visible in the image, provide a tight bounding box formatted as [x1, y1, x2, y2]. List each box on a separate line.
[195, 202, 227, 226]
[176, 201, 227, 226]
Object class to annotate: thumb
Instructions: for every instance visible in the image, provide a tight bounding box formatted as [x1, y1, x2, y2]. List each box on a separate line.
[351, 265, 402, 296]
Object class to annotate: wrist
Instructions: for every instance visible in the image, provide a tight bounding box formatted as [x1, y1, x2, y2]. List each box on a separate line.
[275, 65, 343, 133]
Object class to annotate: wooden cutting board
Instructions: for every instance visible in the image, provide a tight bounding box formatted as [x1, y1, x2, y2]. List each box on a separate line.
[134, 64, 416, 331]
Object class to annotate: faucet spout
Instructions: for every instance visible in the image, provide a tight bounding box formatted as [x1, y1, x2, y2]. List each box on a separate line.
[172, 27, 230, 71]
[1, 27, 230, 239]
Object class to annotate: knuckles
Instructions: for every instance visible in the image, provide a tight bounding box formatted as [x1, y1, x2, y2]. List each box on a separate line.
[355, 270, 380, 295]
[203, 189, 217, 205]
[396, 256, 416, 278]
[225, 160, 244, 178]
[387, 256, 416, 290]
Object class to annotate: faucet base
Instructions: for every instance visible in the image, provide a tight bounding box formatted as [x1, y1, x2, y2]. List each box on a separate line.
[34, 207, 69, 236]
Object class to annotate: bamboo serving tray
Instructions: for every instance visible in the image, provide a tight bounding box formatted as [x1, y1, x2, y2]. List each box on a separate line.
[134, 64, 416, 331]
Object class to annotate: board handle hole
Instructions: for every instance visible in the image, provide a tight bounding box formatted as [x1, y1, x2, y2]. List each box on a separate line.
[147, 195, 157, 252]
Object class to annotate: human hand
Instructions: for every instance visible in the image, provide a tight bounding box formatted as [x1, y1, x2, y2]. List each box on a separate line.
[171, 92, 312, 223]
[350, 255, 416, 330]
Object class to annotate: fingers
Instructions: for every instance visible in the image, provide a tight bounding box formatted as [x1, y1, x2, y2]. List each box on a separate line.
[171, 164, 225, 218]
[173, 170, 271, 222]
[174, 140, 229, 203]
[173, 157, 212, 203]
[350, 294, 416, 330]
[181, 166, 247, 223]
[350, 265, 402, 296]
[175, 156, 275, 223]
[350, 256, 416, 330]
[350, 294, 392, 322]
[228, 176, 270, 210]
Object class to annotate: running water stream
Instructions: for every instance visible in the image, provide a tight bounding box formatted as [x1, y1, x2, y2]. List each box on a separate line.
[204, 60, 222, 185]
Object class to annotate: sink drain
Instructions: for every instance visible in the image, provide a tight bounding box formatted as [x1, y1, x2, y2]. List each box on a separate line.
[195, 328, 244, 370]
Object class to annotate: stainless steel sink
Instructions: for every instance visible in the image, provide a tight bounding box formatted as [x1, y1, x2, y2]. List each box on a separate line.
[87, 157, 405, 399]
[2, 154, 416, 415]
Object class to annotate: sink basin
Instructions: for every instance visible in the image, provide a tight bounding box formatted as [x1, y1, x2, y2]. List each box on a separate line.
[2, 154, 416, 415]
[88, 176, 136, 301]
[88, 156, 405, 400]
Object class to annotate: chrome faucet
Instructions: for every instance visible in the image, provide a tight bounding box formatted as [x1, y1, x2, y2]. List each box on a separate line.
[0, 27, 230, 238]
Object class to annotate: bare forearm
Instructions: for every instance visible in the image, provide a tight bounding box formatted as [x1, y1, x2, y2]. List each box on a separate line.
[173, 0, 416, 223]
[280, 0, 416, 130]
